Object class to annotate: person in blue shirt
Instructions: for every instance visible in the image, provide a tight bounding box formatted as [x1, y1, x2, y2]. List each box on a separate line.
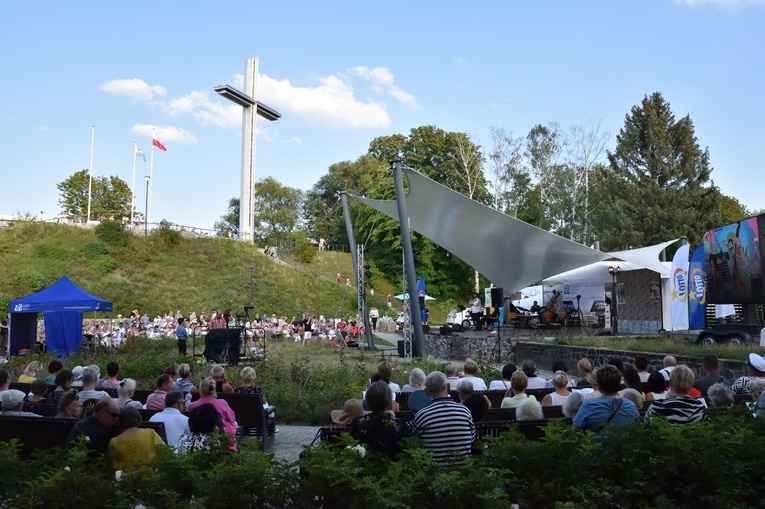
[176, 318, 189, 355]
[573, 364, 639, 432]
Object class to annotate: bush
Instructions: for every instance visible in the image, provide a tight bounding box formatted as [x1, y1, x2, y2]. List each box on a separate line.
[95, 220, 129, 247]
[93, 254, 119, 273]
[34, 243, 77, 260]
[82, 242, 109, 259]
[153, 219, 182, 245]
[13, 269, 50, 291]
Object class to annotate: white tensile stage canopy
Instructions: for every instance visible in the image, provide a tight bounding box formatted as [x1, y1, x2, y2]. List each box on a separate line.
[354, 167, 678, 293]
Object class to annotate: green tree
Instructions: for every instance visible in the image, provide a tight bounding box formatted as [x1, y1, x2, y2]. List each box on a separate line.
[600, 92, 719, 250]
[214, 197, 240, 233]
[302, 155, 388, 249]
[56, 170, 132, 220]
[364, 126, 491, 297]
[252, 177, 304, 245]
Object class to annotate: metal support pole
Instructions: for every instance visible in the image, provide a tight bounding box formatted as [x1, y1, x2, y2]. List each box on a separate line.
[340, 192, 375, 349]
[391, 159, 424, 357]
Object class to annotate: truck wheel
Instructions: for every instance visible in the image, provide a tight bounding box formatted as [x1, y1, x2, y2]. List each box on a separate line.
[728, 334, 744, 346]
[699, 334, 717, 347]
[462, 319, 472, 330]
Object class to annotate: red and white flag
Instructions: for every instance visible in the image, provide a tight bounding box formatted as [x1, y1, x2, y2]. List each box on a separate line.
[152, 135, 167, 152]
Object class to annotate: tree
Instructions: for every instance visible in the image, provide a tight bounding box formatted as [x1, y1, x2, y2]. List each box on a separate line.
[214, 198, 240, 233]
[488, 127, 528, 217]
[601, 92, 718, 249]
[302, 155, 388, 249]
[525, 123, 565, 230]
[364, 126, 491, 297]
[57, 169, 132, 220]
[252, 177, 304, 245]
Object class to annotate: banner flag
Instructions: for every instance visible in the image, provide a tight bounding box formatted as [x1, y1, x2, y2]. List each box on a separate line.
[688, 245, 706, 329]
[670, 244, 690, 330]
[152, 135, 167, 152]
[135, 145, 146, 162]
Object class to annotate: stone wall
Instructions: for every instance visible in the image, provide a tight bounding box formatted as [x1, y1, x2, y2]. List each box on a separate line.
[422, 334, 749, 380]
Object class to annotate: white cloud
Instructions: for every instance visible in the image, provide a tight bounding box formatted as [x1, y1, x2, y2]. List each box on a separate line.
[165, 91, 240, 128]
[131, 124, 198, 145]
[456, 58, 469, 66]
[352, 66, 419, 108]
[259, 73, 391, 128]
[100, 79, 167, 103]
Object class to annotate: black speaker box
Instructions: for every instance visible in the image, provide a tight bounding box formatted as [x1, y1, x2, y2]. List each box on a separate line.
[439, 326, 452, 335]
[490, 287, 504, 308]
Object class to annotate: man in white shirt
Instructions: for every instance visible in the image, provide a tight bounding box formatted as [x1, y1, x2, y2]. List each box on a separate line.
[659, 355, 677, 381]
[149, 391, 190, 449]
[462, 360, 487, 390]
[522, 360, 548, 389]
[469, 293, 484, 331]
[78, 367, 109, 401]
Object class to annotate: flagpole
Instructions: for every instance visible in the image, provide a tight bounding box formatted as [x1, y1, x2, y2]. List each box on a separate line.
[149, 129, 155, 229]
[86, 125, 95, 223]
[130, 142, 137, 225]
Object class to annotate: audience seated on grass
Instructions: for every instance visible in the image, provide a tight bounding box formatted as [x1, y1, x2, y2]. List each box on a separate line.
[646, 365, 708, 424]
[351, 380, 404, 457]
[573, 365, 639, 432]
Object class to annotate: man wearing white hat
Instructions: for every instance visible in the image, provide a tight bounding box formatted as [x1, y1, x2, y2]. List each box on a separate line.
[731, 353, 765, 395]
[1, 389, 41, 416]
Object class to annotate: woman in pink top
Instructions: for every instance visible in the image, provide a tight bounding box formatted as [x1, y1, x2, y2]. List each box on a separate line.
[187, 378, 238, 437]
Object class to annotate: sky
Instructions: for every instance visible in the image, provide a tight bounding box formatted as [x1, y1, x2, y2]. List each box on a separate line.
[2, 0, 764, 231]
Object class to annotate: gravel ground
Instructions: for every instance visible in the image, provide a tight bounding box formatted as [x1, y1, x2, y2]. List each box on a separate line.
[263, 425, 322, 464]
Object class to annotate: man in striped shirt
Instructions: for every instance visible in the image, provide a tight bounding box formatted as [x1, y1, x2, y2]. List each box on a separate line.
[731, 353, 765, 395]
[412, 371, 475, 463]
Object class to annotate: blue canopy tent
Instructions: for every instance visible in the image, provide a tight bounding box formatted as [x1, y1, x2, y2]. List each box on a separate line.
[8, 276, 112, 357]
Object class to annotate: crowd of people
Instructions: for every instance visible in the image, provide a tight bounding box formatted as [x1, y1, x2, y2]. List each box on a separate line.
[331, 352, 764, 462]
[0, 360, 274, 471]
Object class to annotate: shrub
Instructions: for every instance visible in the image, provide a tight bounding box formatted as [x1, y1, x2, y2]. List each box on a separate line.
[93, 254, 119, 273]
[34, 243, 77, 260]
[95, 220, 129, 247]
[153, 219, 182, 245]
[82, 242, 109, 259]
[13, 269, 50, 291]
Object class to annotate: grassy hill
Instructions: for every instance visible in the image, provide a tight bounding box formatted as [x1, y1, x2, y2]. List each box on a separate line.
[0, 221, 409, 320]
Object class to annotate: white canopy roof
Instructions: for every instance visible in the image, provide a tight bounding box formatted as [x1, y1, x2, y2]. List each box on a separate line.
[354, 167, 612, 293]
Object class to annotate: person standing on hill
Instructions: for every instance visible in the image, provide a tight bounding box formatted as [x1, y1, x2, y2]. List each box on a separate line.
[369, 307, 379, 331]
[176, 318, 188, 355]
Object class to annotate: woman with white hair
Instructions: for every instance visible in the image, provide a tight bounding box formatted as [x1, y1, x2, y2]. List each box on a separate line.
[116, 378, 143, 409]
[646, 365, 708, 424]
[515, 396, 544, 421]
[402, 368, 426, 392]
[562, 390, 585, 419]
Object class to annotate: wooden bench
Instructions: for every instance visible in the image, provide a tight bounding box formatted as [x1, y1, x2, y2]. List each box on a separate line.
[0, 415, 166, 457]
[217, 393, 275, 452]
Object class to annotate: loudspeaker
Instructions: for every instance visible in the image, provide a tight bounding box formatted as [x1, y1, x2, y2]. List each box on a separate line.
[439, 326, 452, 335]
[451, 323, 464, 332]
[491, 287, 504, 308]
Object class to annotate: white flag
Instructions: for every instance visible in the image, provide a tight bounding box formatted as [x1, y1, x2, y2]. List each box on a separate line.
[670, 244, 690, 330]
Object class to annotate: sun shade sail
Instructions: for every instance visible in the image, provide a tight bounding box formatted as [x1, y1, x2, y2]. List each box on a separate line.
[353, 167, 611, 293]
